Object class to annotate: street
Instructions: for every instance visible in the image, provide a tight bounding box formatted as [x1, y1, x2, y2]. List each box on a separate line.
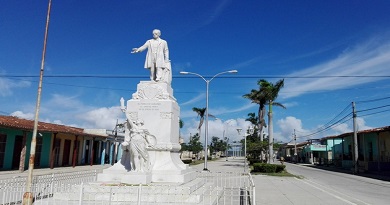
[277, 162, 390, 205]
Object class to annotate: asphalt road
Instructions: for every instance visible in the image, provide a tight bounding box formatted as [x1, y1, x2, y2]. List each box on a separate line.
[284, 162, 390, 205]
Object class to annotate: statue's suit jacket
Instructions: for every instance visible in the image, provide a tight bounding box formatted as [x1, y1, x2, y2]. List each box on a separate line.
[137, 39, 169, 69]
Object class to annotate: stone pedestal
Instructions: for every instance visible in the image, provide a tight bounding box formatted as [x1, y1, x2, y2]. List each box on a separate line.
[98, 81, 196, 184]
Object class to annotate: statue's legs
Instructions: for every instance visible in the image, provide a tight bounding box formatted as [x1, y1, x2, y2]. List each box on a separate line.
[155, 67, 164, 82]
[150, 66, 156, 81]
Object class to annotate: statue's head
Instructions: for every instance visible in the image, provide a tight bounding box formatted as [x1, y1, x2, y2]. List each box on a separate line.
[153, 29, 161, 39]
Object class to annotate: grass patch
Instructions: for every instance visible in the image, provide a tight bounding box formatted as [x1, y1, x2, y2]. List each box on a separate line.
[254, 171, 297, 177]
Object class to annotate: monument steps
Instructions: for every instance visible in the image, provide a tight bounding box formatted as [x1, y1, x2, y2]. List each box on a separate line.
[52, 178, 224, 204]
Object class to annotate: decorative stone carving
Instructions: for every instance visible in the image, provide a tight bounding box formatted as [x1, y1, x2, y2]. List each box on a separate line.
[133, 83, 170, 100]
[160, 112, 172, 119]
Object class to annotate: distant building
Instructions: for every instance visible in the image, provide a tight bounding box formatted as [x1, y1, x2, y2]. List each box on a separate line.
[0, 115, 121, 171]
[278, 126, 390, 173]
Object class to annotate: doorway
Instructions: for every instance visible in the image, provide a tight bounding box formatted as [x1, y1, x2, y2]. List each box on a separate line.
[12, 135, 23, 169]
[62, 139, 71, 166]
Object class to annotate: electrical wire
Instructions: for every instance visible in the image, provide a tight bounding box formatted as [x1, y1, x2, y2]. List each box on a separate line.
[358, 109, 390, 117]
[356, 96, 390, 104]
[357, 104, 390, 113]
[298, 112, 353, 139]
[2, 74, 390, 79]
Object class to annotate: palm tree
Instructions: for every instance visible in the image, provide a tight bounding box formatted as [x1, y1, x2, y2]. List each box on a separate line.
[243, 89, 267, 162]
[258, 79, 285, 163]
[192, 107, 215, 158]
[192, 107, 206, 131]
[245, 113, 258, 125]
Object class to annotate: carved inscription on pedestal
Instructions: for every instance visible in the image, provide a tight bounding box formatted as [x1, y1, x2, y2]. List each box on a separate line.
[138, 102, 161, 111]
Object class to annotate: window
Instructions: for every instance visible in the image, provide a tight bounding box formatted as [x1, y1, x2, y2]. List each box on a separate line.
[0, 134, 7, 168]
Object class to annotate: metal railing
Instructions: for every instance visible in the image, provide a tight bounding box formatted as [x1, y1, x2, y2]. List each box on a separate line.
[1, 171, 255, 205]
[0, 170, 98, 205]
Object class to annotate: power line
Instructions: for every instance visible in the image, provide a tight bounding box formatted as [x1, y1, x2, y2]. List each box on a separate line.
[321, 104, 352, 129]
[2, 74, 390, 79]
[358, 109, 390, 117]
[296, 103, 352, 138]
[357, 104, 390, 113]
[356, 96, 390, 104]
[298, 112, 353, 139]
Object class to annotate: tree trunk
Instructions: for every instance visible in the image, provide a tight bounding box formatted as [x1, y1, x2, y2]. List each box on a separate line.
[258, 105, 266, 162]
[268, 103, 273, 164]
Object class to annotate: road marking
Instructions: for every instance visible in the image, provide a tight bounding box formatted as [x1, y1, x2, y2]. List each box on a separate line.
[296, 177, 368, 205]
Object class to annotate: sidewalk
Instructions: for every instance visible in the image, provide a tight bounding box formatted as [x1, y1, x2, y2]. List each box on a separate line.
[0, 164, 111, 180]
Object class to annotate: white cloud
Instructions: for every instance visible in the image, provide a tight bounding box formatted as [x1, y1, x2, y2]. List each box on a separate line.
[10, 93, 124, 130]
[281, 35, 390, 99]
[331, 117, 373, 133]
[180, 94, 205, 106]
[77, 106, 124, 129]
[47, 94, 85, 109]
[180, 118, 251, 144]
[282, 101, 298, 108]
[209, 102, 256, 116]
[0, 77, 31, 96]
[10, 111, 34, 120]
[277, 116, 309, 142]
[331, 123, 350, 134]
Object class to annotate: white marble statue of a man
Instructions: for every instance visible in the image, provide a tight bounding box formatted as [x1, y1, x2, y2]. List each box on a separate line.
[132, 29, 171, 84]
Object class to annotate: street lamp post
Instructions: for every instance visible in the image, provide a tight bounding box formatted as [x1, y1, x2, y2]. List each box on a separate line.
[180, 70, 238, 171]
[237, 126, 254, 173]
[222, 119, 234, 161]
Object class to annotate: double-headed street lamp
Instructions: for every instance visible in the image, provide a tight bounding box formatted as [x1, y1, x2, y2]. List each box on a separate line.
[237, 126, 254, 173]
[180, 70, 238, 171]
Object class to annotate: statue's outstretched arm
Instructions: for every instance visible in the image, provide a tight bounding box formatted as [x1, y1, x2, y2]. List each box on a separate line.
[131, 41, 148, 53]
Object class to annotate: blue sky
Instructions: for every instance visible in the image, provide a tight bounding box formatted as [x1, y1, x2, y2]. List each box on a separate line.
[1, 0, 390, 144]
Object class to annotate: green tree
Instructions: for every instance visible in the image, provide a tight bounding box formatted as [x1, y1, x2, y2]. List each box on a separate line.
[179, 119, 184, 129]
[187, 133, 203, 159]
[243, 88, 267, 161]
[209, 136, 228, 155]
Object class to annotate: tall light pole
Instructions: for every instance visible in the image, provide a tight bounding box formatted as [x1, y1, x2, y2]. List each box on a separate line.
[180, 70, 238, 171]
[222, 119, 234, 161]
[237, 126, 254, 173]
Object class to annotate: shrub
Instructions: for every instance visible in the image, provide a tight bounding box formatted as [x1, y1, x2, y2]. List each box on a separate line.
[248, 158, 262, 165]
[182, 159, 192, 164]
[252, 163, 285, 173]
[275, 164, 286, 173]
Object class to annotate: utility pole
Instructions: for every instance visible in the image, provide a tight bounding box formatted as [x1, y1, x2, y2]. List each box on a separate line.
[294, 129, 297, 163]
[23, 1, 52, 204]
[352, 102, 359, 174]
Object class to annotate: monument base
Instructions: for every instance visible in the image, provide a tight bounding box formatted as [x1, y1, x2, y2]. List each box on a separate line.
[97, 172, 152, 185]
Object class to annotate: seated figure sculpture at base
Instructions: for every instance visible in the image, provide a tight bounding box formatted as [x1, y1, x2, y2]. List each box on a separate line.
[121, 104, 156, 172]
